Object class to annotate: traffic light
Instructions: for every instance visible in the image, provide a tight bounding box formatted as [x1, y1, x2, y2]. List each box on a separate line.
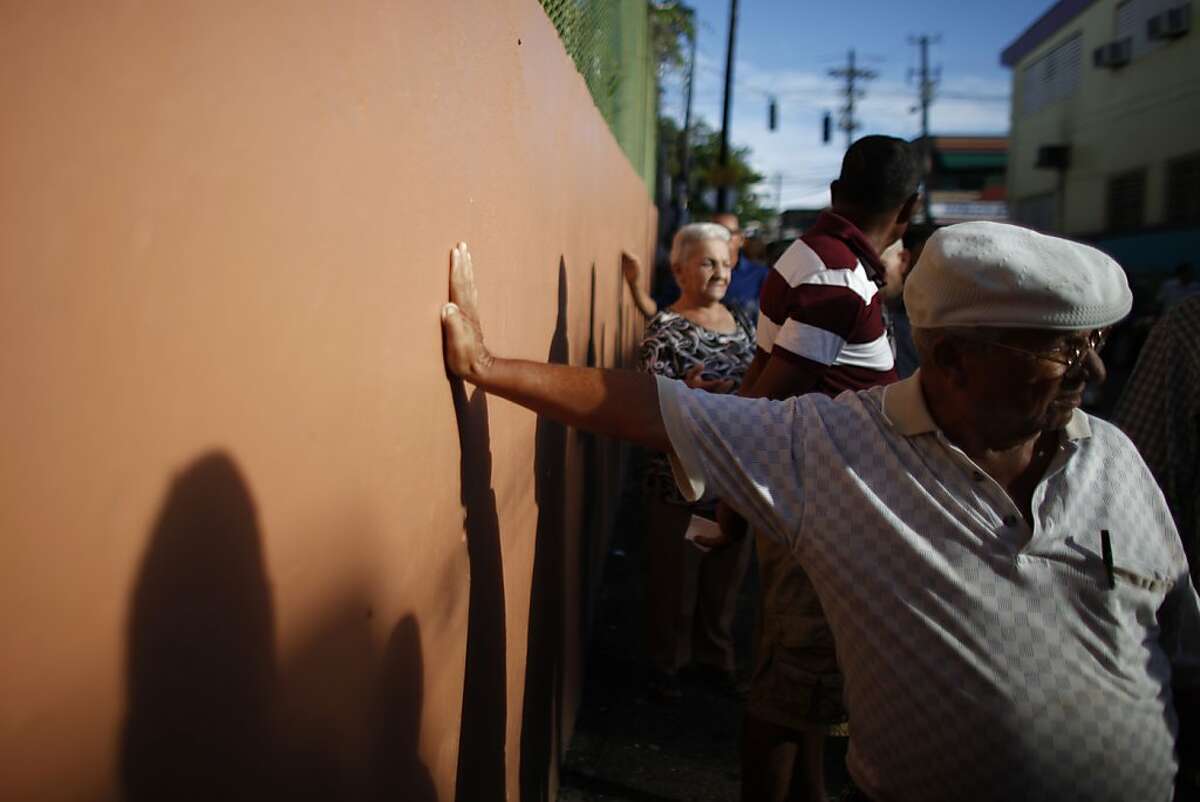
[822, 111, 832, 144]
[768, 96, 778, 131]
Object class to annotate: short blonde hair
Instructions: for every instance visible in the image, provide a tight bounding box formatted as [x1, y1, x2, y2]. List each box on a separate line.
[669, 222, 731, 267]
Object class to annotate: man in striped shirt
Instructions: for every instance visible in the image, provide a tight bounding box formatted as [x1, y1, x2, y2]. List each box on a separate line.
[735, 136, 920, 802]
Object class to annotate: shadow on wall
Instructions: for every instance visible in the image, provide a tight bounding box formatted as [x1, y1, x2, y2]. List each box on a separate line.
[372, 615, 437, 802]
[121, 451, 435, 802]
[453, 383, 508, 802]
[579, 264, 601, 650]
[520, 259, 570, 802]
[121, 452, 276, 802]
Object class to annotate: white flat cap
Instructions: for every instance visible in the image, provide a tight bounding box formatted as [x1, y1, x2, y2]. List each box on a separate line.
[904, 221, 1132, 330]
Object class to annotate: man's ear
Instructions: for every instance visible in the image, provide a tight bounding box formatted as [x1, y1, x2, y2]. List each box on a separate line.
[829, 179, 841, 207]
[896, 193, 919, 226]
[931, 336, 971, 388]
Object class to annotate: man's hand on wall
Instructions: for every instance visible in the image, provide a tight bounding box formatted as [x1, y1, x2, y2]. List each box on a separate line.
[442, 242, 493, 383]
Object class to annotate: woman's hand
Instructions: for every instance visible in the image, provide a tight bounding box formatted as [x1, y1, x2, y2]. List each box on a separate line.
[621, 251, 642, 285]
[442, 242, 493, 383]
[684, 365, 736, 394]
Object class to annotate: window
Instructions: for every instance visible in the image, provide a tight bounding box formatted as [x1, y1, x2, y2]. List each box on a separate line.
[1107, 169, 1148, 231]
[1115, 0, 1175, 59]
[1021, 33, 1083, 115]
[1166, 151, 1200, 225]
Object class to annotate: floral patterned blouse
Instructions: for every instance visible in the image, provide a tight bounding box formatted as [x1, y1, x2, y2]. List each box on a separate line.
[638, 308, 756, 505]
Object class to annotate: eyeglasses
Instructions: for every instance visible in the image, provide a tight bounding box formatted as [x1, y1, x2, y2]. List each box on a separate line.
[956, 327, 1110, 371]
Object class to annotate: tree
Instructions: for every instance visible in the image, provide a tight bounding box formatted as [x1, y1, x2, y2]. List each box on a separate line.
[658, 116, 772, 224]
[649, 1, 695, 77]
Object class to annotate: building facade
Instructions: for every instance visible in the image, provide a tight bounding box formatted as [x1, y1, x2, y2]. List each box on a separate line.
[912, 135, 1009, 224]
[1002, 0, 1200, 273]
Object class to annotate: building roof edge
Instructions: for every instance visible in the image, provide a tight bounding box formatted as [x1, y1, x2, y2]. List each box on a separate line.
[1000, 0, 1099, 68]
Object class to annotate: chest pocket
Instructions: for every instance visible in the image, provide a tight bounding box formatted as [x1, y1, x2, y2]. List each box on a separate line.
[1068, 558, 1173, 637]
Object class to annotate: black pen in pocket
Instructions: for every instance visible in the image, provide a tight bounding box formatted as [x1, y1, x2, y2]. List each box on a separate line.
[1101, 529, 1116, 590]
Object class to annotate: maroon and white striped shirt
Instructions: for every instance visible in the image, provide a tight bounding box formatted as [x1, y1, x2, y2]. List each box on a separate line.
[757, 210, 898, 395]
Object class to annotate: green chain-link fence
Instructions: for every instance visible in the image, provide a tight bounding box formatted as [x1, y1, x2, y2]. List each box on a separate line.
[539, 0, 657, 194]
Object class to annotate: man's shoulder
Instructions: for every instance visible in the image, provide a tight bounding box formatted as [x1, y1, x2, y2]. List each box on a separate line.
[766, 239, 875, 306]
[800, 229, 859, 271]
[1075, 413, 1163, 488]
[772, 236, 857, 283]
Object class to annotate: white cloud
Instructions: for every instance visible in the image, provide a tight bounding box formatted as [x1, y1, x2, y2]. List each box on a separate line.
[661, 57, 1013, 211]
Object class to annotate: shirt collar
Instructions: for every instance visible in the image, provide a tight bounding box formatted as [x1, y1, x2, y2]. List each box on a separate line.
[881, 371, 1094, 442]
[809, 209, 887, 281]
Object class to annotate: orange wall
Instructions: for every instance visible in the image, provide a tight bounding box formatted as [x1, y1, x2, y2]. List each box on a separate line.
[0, 2, 653, 800]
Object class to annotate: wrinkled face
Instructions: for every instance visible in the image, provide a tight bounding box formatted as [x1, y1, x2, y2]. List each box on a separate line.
[953, 328, 1109, 445]
[673, 238, 732, 304]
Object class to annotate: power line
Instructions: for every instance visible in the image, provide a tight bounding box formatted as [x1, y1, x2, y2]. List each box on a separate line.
[686, 64, 1008, 104]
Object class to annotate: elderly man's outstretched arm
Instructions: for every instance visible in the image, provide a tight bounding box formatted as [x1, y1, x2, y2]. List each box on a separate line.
[441, 243, 672, 453]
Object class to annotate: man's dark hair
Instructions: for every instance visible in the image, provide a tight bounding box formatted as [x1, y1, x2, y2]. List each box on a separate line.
[836, 135, 920, 215]
[902, 222, 938, 252]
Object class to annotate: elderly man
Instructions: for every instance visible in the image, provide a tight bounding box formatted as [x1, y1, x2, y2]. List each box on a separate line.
[440, 222, 1200, 801]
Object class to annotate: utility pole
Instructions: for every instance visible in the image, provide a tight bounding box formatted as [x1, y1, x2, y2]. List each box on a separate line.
[828, 49, 876, 151]
[677, 14, 697, 226]
[715, 0, 739, 213]
[909, 34, 941, 223]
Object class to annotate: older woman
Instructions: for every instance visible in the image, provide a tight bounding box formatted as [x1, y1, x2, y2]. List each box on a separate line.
[637, 222, 756, 700]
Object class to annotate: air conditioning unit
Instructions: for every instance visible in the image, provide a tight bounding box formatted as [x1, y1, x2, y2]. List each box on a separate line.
[1036, 144, 1071, 170]
[1148, 12, 1167, 38]
[1149, 3, 1191, 39]
[1166, 2, 1192, 36]
[1093, 37, 1133, 67]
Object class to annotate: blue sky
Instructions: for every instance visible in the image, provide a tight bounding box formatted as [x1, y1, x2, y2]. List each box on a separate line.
[664, 0, 1057, 209]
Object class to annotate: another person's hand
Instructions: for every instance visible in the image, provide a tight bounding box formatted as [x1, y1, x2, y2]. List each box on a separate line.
[621, 251, 642, 285]
[684, 365, 736, 394]
[442, 242, 493, 382]
[691, 500, 748, 551]
[689, 502, 748, 550]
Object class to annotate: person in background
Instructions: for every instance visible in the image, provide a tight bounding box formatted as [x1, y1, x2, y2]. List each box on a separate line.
[1114, 295, 1200, 583]
[636, 222, 757, 700]
[736, 135, 919, 802]
[881, 223, 937, 380]
[712, 212, 770, 324]
[440, 221, 1200, 802]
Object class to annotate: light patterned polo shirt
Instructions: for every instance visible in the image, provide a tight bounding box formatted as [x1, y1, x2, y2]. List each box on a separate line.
[656, 372, 1200, 802]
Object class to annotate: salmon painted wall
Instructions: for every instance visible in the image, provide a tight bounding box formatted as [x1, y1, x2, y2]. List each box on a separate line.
[0, 2, 653, 800]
